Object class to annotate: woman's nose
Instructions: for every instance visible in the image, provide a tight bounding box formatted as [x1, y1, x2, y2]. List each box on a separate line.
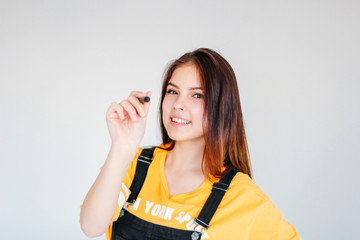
[173, 96, 186, 111]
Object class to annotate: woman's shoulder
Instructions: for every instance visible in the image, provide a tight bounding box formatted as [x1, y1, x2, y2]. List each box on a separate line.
[226, 171, 271, 203]
[152, 143, 171, 157]
[135, 143, 168, 157]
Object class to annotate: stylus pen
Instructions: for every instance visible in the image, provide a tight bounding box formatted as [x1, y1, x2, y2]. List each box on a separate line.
[137, 96, 150, 103]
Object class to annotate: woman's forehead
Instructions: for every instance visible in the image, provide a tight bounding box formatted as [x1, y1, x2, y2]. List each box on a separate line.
[168, 64, 202, 89]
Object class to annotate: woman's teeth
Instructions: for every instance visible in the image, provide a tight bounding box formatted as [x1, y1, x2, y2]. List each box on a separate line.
[171, 118, 191, 124]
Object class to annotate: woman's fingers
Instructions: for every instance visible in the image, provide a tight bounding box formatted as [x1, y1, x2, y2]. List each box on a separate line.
[106, 91, 152, 121]
[127, 91, 152, 118]
[128, 95, 145, 117]
[106, 102, 123, 119]
[120, 100, 138, 121]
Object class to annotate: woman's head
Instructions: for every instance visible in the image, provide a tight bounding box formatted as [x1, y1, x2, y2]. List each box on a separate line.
[159, 48, 252, 179]
[161, 63, 206, 144]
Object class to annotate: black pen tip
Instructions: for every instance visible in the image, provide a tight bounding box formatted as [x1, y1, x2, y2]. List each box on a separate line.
[144, 96, 150, 102]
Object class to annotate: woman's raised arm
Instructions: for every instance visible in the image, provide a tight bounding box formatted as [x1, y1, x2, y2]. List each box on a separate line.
[79, 91, 151, 237]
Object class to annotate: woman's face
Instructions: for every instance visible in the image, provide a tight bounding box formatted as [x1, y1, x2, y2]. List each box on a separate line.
[162, 63, 206, 144]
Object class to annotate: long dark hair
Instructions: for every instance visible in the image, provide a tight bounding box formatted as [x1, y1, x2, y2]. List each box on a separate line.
[159, 48, 252, 179]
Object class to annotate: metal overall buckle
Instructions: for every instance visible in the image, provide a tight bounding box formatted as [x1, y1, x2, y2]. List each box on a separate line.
[191, 218, 206, 240]
[119, 200, 135, 218]
[119, 208, 126, 218]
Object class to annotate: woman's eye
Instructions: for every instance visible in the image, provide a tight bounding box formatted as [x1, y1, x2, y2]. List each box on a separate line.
[166, 89, 177, 94]
[193, 93, 203, 99]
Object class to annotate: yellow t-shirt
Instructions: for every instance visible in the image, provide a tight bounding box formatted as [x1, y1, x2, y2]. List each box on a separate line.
[105, 145, 300, 240]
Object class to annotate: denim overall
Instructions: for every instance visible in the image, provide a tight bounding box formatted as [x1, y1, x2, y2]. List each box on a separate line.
[111, 147, 238, 240]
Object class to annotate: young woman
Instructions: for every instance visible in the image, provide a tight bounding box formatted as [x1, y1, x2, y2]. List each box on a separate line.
[80, 48, 300, 239]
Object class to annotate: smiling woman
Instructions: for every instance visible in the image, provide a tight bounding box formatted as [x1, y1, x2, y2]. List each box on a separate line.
[158, 49, 252, 180]
[80, 48, 301, 240]
[162, 63, 206, 145]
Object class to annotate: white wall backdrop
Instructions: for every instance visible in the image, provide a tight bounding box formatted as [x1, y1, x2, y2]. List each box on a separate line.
[1, 0, 359, 239]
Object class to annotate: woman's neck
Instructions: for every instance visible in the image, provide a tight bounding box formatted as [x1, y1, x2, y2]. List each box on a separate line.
[165, 139, 206, 174]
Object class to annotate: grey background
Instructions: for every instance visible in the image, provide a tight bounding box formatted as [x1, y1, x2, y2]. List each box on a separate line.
[1, 0, 359, 239]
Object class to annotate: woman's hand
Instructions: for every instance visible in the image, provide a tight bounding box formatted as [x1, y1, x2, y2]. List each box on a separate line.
[106, 91, 152, 146]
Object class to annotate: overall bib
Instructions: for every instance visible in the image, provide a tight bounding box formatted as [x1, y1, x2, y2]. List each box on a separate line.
[111, 147, 238, 240]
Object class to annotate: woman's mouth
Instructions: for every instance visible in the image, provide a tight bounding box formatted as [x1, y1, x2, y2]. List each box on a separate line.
[171, 117, 191, 124]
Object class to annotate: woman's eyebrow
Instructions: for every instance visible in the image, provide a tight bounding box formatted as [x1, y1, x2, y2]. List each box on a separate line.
[168, 82, 203, 90]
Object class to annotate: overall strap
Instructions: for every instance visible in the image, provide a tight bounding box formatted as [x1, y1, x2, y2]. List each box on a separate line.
[126, 147, 156, 204]
[194, 168, 238, 229]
